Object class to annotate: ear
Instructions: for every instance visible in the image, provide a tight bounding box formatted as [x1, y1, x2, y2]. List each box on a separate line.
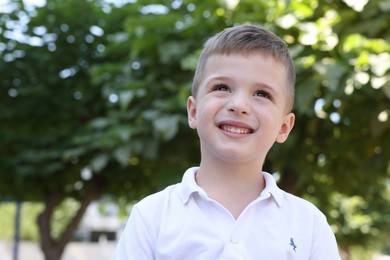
[276, 112, 295, 143]
[187, 96, 197, 129]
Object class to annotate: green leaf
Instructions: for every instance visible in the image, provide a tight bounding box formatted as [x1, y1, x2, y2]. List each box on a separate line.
[153, 115, 180, 141]
[91, 154, 109, 172]
[113, 145, 131, 166]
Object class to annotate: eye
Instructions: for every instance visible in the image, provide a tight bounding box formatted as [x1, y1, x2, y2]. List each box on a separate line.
[214, 83, 230, 92]
[254, 90, 272, 100]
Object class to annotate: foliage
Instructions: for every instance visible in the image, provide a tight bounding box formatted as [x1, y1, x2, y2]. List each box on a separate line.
[0, 202, 43, 241]
[0, 0, 389, 258]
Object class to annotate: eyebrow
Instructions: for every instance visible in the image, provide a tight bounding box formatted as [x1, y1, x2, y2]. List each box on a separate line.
[205, 75, 278, 94]
[254, 82, 277, 95]
[204, 75, 230, 84]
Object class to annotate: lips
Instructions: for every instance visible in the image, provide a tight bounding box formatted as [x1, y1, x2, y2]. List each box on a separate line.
[219, 124, 253, 134]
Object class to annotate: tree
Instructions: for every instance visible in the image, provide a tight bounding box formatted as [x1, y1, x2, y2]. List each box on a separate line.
[0, 0, 207, 258]
[0, 0, 143, 258]
[0, 0, 389, 259]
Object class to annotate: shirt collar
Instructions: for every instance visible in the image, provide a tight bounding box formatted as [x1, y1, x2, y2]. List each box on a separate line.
[178, 167, 285, 207]
[178, 167, 204, 204]
[261, 171, 284, 207]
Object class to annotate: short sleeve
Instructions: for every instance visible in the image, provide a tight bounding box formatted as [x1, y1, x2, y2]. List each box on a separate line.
[310, 214, 341, 260]
[111, 205, 155, 260]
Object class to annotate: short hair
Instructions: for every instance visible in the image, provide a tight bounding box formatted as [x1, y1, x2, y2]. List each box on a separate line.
[192, 24, 295, 111]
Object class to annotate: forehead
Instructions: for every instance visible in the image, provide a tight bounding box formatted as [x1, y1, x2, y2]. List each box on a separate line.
[202, 54, 288, 88]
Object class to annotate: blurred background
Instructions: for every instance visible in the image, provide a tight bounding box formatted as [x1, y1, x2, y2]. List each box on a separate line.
[0, 0, 389, 259]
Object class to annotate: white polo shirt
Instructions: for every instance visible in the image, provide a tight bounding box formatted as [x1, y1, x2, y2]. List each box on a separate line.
[112, 167, 341, 260]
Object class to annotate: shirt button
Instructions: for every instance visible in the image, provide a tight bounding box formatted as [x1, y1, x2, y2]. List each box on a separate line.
[230, 236, 239, 244]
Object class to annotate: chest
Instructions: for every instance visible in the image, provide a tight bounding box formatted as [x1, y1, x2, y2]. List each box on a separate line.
[154, 198, 313, 260]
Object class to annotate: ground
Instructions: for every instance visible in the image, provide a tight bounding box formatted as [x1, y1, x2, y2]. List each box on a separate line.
[0, 239, 116, 260]
[1, 239, 390, 260]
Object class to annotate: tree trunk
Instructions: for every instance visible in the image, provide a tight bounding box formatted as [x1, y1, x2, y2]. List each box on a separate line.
[37, 190, 64, 260]
[278, 166, 301, 195]
[339, 245, 351, 260]
[37, 176, 105, 260]
[262, 161, 301, 195]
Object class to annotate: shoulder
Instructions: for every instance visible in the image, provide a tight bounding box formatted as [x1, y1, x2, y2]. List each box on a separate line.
[133, 167, 199, 217]
[283, 192, 326, 219]
[282, 193, 340, 259]
[262, 173, 340, 258]
[263, 172, 326, 221]
[282, 193, 340, 258]
[112, 175, 189, 260]
[133, 183, 179, 217]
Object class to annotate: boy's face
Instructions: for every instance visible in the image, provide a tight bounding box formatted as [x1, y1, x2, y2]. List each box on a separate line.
[187, 53, 295, 165]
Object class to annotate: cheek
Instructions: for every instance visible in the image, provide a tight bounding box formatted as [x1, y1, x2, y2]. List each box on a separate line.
[196, 108, 212, 126]
[257, 110, 283, 132]
[197, 99, 221, 118]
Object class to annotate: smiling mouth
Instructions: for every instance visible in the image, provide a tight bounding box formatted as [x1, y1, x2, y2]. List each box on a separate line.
[220, 125, 253, 134]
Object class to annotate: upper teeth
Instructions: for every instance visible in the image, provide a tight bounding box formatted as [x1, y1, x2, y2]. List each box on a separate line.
[221, 125, 250, 134]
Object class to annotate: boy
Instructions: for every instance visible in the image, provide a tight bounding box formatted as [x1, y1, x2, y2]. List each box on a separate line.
[112, 24, 341, 259]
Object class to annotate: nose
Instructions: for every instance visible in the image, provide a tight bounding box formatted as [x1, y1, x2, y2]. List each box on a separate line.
[227, 92, 250, 115]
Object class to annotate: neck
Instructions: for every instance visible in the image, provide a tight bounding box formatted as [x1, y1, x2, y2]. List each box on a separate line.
[197, 160, 263, 183]
[195, 159, 265, 219]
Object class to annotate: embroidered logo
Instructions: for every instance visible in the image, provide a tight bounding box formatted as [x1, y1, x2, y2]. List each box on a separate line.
[290, 238, 297, 252]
